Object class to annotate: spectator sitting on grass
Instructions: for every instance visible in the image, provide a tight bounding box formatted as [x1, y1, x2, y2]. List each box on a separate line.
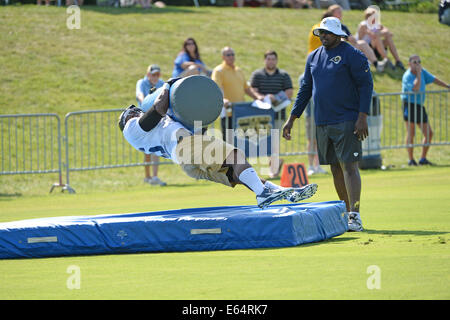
[172, 38, 211, 78]
[356, 6, 405, 71]
[327, 4, 385, 72]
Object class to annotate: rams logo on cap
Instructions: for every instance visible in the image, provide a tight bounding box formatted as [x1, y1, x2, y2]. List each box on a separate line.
[329, 55, 342, 64]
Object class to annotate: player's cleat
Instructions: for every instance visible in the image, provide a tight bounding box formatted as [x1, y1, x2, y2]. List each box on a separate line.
[285, 183, 318, 203]
[348, 212, 363, 232]
[256, 187, 293, 209]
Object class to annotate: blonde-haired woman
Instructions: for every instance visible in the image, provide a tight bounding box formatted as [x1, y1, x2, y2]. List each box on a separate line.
[356, 7, 405, 71]
[327, 5, 386, 72]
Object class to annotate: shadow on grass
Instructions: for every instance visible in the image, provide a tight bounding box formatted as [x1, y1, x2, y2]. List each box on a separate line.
[164, 183, 211, 188]
[372, 65, 404, 81]
[360, 163, 450, 174]
[0, 192, 23, 200]
[251, 236, 358, 251]
[364, 229, 449, 236]
[80, 5, 201, 15]
[303, 236, 358, 247]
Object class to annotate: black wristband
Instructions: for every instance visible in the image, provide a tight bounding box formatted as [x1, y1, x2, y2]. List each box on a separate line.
[138, 108, 163, 132]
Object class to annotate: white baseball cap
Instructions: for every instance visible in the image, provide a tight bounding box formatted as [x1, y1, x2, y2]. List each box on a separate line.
[313, 17, 348, 37]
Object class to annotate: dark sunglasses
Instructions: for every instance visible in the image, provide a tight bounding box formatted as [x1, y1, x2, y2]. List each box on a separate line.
[412, 60, 421, 64]
[225, 53, 235, 57]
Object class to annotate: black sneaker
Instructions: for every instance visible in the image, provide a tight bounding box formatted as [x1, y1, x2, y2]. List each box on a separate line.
[395, 61, 406, 71]
[418, 158, 433, 165]
[385, 60, 395, 70]
[408, 159, 418, 166]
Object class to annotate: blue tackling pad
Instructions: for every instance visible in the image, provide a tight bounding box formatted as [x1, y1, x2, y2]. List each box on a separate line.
[0, 201, 347, 259]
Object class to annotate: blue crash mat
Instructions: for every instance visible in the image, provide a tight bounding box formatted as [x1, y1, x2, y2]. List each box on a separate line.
[0, 201, 347, 259]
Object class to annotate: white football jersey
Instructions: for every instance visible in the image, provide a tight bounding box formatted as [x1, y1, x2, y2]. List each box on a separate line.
[123, 116, 186, 163]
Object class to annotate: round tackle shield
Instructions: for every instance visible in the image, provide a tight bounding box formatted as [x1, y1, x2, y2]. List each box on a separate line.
[169, 75, 223, 131]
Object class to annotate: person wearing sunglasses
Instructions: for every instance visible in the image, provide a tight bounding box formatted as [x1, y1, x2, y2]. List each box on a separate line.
[172, 37, 211, 78]
[283, 17, 374, 232]
[212, 47, 260, 141]
[401, 55, 449, 166]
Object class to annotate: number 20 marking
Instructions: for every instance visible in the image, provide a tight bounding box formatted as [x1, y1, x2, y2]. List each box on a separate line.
[287, 164, 307, 187]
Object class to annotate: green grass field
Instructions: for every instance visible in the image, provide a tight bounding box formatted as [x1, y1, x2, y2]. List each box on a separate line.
[1, 166, 449, 299]
[0, 5, 449, 300]
[1, 5, 449, 117]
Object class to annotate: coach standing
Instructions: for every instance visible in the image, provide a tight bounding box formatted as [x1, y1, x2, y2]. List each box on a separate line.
[282, 17, 373, 232]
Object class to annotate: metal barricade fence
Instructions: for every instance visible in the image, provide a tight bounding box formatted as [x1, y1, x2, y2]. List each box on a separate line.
[374, 90, 449, 151]
[63, 109, 172, 193]
[222, 104, 310, 158]
[0, 90, 448, 194]
[277, 90, 449, 158]
[0, 113, 67, 192]
[58, 90, 450, 192]
[278, 104, 309, 157]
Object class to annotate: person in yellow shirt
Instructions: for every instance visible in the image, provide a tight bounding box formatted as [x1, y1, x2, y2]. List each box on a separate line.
[212, 47, 259, 141]
[308, 21, 324, 54]
[303, 12, 333, 177]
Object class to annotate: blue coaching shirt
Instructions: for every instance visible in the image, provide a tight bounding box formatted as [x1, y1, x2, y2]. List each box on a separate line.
[291, 41, 373, 125]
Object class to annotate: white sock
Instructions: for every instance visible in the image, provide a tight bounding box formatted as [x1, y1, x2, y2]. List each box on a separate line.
[238, 168, 265, 196]
[264, 180, 283, 191]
